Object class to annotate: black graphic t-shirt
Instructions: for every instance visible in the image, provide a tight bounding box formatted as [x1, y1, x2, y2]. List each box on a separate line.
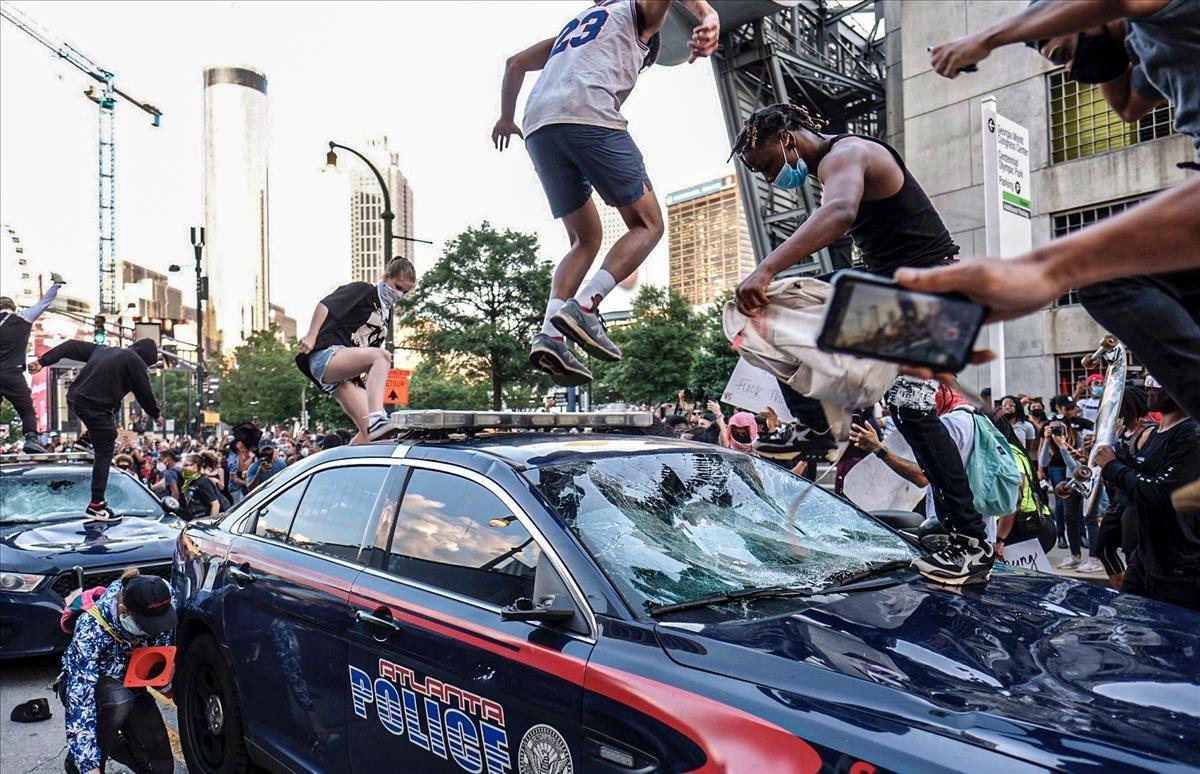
[313, 282, 387, 351]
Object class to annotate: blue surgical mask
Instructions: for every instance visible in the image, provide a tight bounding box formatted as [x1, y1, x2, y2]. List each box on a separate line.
[378, 281, 404, 312]
[1091, 386, 1103, 398]
[119, 613, 146, 637]
[772, 139, 808, 190]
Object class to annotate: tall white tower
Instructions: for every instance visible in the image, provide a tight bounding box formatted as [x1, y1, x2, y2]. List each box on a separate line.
[349, 135, 415, 284]
[203, 66, 270, 355]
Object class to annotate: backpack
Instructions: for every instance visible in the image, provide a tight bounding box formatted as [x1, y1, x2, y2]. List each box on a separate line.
[59, 586, 108, 634]
[961, 410, 1022, 518]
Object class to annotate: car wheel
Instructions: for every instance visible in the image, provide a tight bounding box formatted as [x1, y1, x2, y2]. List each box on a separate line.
[179, 633, 252, 773]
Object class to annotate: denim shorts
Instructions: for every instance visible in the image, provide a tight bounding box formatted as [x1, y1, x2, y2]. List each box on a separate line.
[309, 345, 346, 394]
[526, 124, 652, 218]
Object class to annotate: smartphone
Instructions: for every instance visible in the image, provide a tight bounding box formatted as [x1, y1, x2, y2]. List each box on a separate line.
[817, 270, 988, 372]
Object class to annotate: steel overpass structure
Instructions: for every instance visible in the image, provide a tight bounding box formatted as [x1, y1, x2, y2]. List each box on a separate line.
[662, 0, 886, 275]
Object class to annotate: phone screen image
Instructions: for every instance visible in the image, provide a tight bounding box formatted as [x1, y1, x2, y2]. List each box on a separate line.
[825, 279, 986, 370]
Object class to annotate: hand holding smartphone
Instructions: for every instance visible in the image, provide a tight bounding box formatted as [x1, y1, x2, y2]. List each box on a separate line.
[817, 270, 989, 372]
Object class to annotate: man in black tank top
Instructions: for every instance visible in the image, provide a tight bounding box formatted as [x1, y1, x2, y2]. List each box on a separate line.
[728, 103, 994, 585]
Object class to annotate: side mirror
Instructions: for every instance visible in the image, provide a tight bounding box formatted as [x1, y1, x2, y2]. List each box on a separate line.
[161, 496, 180, 512]
[500, 595, 576, 624]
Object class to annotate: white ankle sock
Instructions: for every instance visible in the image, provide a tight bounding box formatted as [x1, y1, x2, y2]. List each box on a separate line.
[541, 298, 565, 337]
[574, 270, 616, 311]
[365, 411, 386, 423]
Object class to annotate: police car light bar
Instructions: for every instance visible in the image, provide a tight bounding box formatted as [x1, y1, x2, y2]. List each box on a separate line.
[0, 451, 95, 464]
[388, 410, 653, 432]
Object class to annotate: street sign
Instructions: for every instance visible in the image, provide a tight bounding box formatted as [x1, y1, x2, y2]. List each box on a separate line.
[202, 410, 220, 425]
[981, 97, 1032, 400]
[385, 369, 410, 406]
[134, 321, 162, 348]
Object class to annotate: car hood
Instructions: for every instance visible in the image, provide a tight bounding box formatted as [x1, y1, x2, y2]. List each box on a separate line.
[1, 517, 178, 569]
[655, 570, 1200, 767]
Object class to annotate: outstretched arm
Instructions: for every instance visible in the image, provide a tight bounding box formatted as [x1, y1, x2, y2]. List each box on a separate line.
[18, 280, 64, 323]
[34, 340, 97, 369]
[735, 146, 867, 316]
[637, 1, 719, 61]
[849, 421, 930, 487]
[492, 37, 554, 151]
[896, 178, 1200, 323]
[930, 0, 1169, 78]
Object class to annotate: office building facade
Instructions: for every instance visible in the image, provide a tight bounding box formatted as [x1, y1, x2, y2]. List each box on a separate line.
[349, 135, 415, 284]
[666, 174, 755, 307]
[203, 66, 271, 357]
[884, 0, 1188, 401]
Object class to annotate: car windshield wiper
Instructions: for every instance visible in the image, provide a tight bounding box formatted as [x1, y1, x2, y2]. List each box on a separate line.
[817, 559, 914, 593]
[644, 584, 817, 617]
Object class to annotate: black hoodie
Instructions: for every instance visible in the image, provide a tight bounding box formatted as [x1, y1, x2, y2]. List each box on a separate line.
[37, 338, 161, 416]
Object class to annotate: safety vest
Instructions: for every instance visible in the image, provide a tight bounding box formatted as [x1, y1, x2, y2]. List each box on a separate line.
[1009, 442, 1045, 516]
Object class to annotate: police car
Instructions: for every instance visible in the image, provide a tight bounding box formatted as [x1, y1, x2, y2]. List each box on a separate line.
[171, 411, 1200, 773]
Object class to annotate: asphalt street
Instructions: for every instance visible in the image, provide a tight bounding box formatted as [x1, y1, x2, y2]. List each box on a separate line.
[0, 656, 187, 774]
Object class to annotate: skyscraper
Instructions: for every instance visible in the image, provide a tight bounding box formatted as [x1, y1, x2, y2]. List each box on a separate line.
[666, 174, 754, 307]
[203, 66, 270, 356]
[349, 136, 415, 284]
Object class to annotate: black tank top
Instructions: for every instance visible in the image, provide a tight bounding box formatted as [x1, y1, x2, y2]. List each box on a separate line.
[818, 135, 959, 276]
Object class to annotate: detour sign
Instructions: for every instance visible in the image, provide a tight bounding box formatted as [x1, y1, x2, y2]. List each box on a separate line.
[385, 369, 410, 407]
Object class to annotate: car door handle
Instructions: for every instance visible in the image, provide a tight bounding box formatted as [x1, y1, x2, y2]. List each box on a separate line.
[355, 609, 401, 638]
[228, 566, 255, 588]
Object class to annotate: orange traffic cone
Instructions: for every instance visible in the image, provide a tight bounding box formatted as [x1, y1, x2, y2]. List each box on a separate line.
[124, 646, 177, 689]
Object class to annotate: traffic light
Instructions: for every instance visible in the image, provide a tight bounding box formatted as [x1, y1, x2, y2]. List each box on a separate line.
[93, 315, 107, 345]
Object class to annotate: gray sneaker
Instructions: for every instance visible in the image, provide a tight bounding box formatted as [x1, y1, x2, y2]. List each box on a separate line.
[551, 298, 621, 361]
[529, 333, 592, 386]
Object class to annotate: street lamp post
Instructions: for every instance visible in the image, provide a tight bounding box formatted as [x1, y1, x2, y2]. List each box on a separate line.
[324, 141, 395, 348]
[170, 225, 206, 435]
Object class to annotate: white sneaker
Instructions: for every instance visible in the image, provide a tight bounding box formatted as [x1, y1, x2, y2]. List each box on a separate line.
[1077, 559, 1103, 573]
[1057, 556, 1082, 570]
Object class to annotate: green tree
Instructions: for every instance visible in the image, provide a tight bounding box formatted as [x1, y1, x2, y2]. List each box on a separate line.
[153, 370, 195, 430]
[690, 291, 740, 401]
[219, 328, 309, 426]
[591, 285, 698, 405]
[397, 222, 552, 409]
[407, 360, 490, 409]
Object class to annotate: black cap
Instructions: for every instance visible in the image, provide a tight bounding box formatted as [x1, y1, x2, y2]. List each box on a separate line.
[1058, 397, 1077, 410]
[123, 575, 176, 636]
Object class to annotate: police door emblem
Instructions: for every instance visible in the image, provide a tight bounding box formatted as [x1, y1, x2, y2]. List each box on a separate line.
[518, 724, 573, 774]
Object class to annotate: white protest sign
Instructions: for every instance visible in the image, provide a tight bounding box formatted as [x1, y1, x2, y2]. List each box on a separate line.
[1001, 538, 1053, 573]
[721, 359, 795, 422]
[842, 427, 927, 512]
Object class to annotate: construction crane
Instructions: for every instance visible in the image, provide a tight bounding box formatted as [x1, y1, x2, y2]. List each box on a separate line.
[1, 0, 161, 315]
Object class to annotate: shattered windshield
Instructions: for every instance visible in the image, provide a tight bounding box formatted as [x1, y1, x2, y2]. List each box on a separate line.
[529, 451, 914, 614]
[0, 470, 162, 523]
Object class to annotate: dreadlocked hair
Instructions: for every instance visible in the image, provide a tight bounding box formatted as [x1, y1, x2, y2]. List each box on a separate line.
[728, 103, 829, 161]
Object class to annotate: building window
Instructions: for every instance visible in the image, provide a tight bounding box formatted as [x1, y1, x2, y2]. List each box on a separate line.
[1050, 194, 1153, 306]
[1048, 70, 1175, 163]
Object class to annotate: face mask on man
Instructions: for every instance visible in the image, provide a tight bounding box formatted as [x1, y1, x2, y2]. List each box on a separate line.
[1090, 385, 1103, 398]
[156, 462, 166, 473]
[771, 138, 809, 190]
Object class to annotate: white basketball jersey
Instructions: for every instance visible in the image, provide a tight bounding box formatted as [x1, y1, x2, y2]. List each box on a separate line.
[523, 0, 650, 136]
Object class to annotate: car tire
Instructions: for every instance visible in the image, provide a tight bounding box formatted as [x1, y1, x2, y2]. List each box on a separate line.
[178, 633, 253, 773]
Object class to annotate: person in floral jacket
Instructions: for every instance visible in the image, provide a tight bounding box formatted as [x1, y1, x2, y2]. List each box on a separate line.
[62, 570, 177, 774]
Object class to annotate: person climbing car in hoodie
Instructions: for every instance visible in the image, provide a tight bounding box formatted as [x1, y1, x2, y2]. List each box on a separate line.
[29, 338, 163, 523]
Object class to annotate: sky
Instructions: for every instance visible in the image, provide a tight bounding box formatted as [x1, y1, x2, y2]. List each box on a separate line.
[0, 1, 735, 323]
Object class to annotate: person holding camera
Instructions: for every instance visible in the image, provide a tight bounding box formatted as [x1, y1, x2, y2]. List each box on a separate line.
[61, 569, 177, 774]
[1040, 400, 1089, 567]
[247, 440, 286, 492]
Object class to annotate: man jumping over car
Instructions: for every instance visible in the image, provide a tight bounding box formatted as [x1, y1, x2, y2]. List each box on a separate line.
[492, 0, 719, 387]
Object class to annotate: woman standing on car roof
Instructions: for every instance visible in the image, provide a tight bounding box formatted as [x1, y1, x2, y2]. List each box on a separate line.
[60, 568, 177, 774]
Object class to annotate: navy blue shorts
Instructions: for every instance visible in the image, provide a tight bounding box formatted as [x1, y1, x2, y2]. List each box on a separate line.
[526, 124, 652, 218]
